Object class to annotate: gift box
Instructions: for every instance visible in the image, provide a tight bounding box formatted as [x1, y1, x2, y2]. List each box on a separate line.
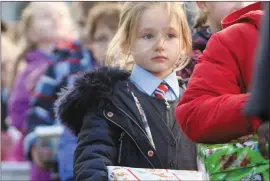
[197, 134, 270, 180]
[107, 166, 203, 181]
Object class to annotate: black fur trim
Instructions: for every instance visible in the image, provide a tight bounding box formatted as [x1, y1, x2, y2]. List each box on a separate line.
[54, 67, 130, 135]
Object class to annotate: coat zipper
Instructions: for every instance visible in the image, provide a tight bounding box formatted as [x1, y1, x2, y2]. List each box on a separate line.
[112, 102, 154, 149]
[164, 99, 178, 140]
[165, 98, 171, 124]
[103, 110, 155, 168]
[118, 132, 125, 164]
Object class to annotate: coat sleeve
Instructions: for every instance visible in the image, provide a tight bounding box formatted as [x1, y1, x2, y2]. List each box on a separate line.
[74, 112, 119, 181]
[175, 24, 261, 143]
[8, 71, 29, 132]
[57, 126, 77, 181]
[23, 65, 60, 160]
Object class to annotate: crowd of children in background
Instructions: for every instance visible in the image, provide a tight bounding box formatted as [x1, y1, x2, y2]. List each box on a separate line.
[2, 2, 122, 181]
[1, 2, 267, 181]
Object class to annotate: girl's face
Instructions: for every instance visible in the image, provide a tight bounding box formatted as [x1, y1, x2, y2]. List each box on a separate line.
[89, 22, 117, 66]
[72, 2, 96, 42]
[205, 2, 244, 26]
[132, 5, 181, 79]
[30, 2, 75, 44]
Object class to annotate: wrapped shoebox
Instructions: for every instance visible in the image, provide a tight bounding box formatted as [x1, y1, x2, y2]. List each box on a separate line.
[107, 166, 203, 180]
[197, 134, 270, 180]
[34, 125, 64, 164]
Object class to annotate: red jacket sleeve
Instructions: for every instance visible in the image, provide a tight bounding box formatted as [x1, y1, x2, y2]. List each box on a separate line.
[175, 25, 261, 143]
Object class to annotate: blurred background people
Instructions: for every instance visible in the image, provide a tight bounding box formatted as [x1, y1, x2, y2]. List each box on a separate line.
[1, 21, 20, 162]
[179, 2, 245, 79]
[22, 2, 122, 181]
[71, 1, 96, 44]
[7, 2, 75, 181]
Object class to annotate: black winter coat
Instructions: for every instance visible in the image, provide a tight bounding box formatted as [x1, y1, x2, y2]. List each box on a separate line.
[55, 67, 197, 181]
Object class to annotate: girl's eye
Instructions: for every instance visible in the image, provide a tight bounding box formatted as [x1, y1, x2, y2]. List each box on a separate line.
[143, 34, 154, 39]
[167, 33, 176, 39]
[94, 35, 109, 43]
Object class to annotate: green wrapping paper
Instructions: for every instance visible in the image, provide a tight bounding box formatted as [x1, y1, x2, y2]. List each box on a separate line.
[212, 164, 269, 181]
[197, 134, 269, 180]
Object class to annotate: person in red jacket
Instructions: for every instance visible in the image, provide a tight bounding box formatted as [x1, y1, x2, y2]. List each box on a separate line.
[175, 2, 264, 144]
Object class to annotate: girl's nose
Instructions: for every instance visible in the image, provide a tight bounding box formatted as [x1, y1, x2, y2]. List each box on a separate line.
[154, 37, 165, 53]
[155, 46, 164, 53]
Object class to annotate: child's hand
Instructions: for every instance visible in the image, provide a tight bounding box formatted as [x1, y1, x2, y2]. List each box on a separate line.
[31, 145, 52, 169]
[257, 121, 270, 159]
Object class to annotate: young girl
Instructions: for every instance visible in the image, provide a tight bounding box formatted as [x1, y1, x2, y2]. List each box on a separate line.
[175, 2, 263, 143]
[55, 2, 197, 181]
[179, 2, 244, 79]
[7, 2, 75, 181]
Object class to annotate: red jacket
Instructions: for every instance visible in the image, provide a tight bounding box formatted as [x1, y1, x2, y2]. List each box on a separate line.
[175, 2, 264, 143]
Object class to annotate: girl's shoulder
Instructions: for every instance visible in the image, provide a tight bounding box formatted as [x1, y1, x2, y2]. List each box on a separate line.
[54, 67, 131, 135]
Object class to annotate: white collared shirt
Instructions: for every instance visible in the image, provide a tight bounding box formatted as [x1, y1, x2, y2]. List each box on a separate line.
[130, 64, 180, 101]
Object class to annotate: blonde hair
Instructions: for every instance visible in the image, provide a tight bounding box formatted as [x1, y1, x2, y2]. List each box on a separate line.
[9, 2, 38, 93]
[1, 34, 20, 91]
[9, 2, 71, 92]
[1, 35, 18, 64]
[106, 2, 191, 72]
[85, 2, 122, 43]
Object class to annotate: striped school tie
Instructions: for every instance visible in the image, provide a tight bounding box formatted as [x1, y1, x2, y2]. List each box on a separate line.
[154, 82, 169, 99]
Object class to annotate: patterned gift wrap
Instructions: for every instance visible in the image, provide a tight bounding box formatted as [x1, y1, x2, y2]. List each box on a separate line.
[212, 164, 269, 181]
[107, 166, 203, 181]
[197, 134, 269, 180]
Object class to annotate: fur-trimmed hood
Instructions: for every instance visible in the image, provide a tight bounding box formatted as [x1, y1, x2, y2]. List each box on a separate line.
[54, 67, 130, 135]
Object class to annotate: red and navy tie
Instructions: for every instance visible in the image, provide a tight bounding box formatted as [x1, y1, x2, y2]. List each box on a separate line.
[154, 82, 169, 99]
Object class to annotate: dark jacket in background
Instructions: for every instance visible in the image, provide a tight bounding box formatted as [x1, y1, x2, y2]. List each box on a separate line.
[245, 2, 270, 121]
[55, 67, 197, 181]
[178, 26, 212, 79]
